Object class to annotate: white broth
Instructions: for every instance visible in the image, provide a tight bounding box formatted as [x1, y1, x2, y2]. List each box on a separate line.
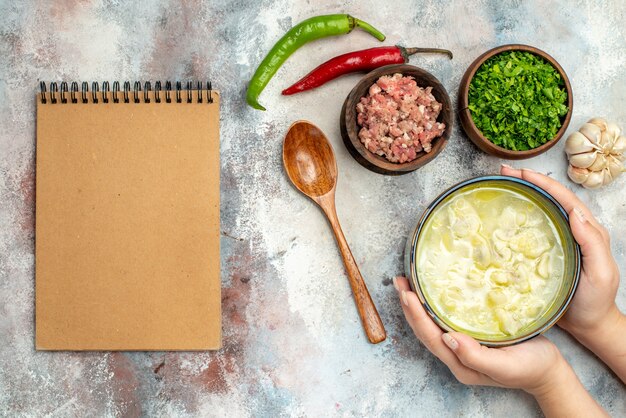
[416, 186, 565, 338]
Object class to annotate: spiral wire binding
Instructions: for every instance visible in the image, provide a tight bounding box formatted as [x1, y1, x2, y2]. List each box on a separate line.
[41, 81, 215, 104]
[40, 81, 47, 104]
[123, 82, 130, 103]
[144, 81, 151, 103]
[71, 82, 78, 103]
[60, 82, 68, 103]
[50, 82, 58, 103]
[81, 82, 88, 103]
[40, 81, 214, 104]
[155, 81, 162, 103]
[113, 81, 120, 103]
[102, 82, 110, 103]
[165, 81, 172, 103]
[92, 82, 99, 103]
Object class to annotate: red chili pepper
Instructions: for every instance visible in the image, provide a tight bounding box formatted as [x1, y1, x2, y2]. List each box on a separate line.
[282, 46, 453, 95]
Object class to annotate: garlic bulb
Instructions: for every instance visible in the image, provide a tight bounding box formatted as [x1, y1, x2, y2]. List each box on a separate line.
[565, 118, 625, 189]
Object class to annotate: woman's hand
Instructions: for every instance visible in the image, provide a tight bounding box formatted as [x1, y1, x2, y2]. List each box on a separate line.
[393, 276, 563, 394]
[395, 276, 608, 417]
[500, 165, 621, 337]
[500, 165, 625, 384]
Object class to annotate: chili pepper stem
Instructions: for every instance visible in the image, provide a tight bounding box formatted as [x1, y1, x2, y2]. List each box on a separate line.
[349, 15, 386, 41]
[403, 47, 453, 59]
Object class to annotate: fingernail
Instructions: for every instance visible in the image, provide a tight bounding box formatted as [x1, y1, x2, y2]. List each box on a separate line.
[401, 290, 409, 306]
[442, 333, 459, 351]
[392, 277, 399, 291]
[501, 163, 513, 169]
[574, 207, 586, 224]
[521, 167, 536, 173]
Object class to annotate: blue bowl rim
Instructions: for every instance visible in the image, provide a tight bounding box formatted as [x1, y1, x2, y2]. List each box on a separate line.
[407, 174, 582, 347]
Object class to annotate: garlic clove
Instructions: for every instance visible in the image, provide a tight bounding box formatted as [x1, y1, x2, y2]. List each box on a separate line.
[579, 123, 602, 145]
[607, 155, 623, 179]
[607, 122, 622, 139]
[600, 131, 613, 153]
[588, 117, 608, 131]
[612, 135, 626, 154]
[568, 150, 597, 168]
[601, 168, 613, 186]
[567, 165, 589, 184]
[582, 170, 604, 189]
[565, 131, 597, 155]
[588, 153, 607, 171]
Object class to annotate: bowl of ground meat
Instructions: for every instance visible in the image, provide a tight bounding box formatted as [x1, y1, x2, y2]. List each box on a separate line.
[340, 64, 452, 175]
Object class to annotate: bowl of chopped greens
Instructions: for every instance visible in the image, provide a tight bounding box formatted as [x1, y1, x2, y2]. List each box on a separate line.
[458, 44, 573, 159]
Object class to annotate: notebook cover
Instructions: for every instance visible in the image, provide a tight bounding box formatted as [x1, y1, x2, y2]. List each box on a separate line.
[35, 90, 221, 350]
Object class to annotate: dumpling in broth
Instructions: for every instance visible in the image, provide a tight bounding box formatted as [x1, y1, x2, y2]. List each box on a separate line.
[509, 228, 552, 258]
[448, 198, 481, 238]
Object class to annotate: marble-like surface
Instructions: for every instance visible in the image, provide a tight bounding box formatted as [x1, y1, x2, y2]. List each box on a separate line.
[1, 0, 625, 416]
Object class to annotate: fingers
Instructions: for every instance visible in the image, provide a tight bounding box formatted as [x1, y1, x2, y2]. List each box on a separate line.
[442, 332, 498, 373]
[394, 277, 499, 386]
[443, 332, 561, 389]
[500, 165, 609, 243]
[442, 332, 519, 380]
[500, 165, 586, 216]
[394, 277, 446, 348]
[393, 276, 412, 292]
[569, 207, 617, 283]
[499, 164, 523, 178]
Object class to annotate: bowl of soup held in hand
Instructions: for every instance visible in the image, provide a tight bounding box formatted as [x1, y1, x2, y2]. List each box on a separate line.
[405, 176, 581, 346]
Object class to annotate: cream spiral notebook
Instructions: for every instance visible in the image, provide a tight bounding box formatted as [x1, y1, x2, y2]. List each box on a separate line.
[36, 81, 221, 350]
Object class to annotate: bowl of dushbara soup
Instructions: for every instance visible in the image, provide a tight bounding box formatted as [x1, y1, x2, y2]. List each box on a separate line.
[405, 176, 581, 346]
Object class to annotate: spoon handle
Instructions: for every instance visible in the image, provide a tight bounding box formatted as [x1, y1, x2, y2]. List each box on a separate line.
[319, 196, 387, 344]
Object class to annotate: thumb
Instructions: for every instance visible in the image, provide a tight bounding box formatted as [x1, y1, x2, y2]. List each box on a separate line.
[442, 332, 513, 377]
[569, 207, 612, 273]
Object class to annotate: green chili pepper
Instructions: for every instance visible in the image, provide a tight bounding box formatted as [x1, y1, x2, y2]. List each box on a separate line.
[246, 14, 386, 110]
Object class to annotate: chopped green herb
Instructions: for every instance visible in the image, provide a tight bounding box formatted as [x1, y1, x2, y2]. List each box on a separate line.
[468, 51, 569, 151]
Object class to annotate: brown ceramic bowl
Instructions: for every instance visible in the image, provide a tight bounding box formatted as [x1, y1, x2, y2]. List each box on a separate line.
[458, 44, 573, 160]
[340, 64, 452, 175]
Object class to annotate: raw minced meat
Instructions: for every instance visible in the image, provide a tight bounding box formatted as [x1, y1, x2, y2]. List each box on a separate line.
[356, 73, 446, 163]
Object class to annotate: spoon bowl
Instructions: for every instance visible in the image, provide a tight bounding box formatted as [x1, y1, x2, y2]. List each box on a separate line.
[283, 122, 337, 198]
[283, 120, 386, 344]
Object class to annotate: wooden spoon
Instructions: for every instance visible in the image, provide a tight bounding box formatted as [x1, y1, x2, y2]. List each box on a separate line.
[283, 120, 386, 344]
